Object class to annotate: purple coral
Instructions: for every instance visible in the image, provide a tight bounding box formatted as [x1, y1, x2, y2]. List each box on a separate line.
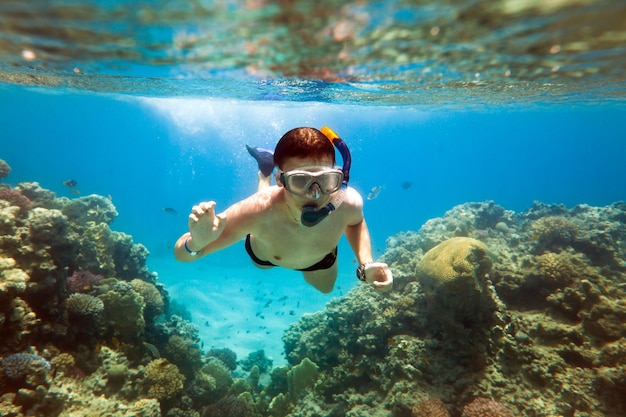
[1, 353, 51, 380]
[0, 187, 31, 211]
[462, 397, 514, 417]
[67, 270, 104, 293]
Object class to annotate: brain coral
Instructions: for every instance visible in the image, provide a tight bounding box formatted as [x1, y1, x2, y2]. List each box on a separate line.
[144, 358, 185, 400]
[417, 237, 490, 293]
[66, 293, 105, 317]
[411, 398, 450, 417]
[536, 252, 572, 287]
[461, 397, 514, 417]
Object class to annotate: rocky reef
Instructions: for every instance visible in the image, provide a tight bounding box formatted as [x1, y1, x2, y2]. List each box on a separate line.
[2, 157, 625, 417]
[0, 176, 278, 417]
[282, 200, 626, 417]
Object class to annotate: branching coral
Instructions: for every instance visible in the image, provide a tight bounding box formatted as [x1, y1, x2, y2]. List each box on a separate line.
[66, 293, 104, 318]
[536, 252, 572, 287]
[1, 353, 50, 381]
[164, 335, 202, 377]
[0, 187, 31, 213]
[144, 358, 185, 400]
[530, 216, 577, 252]
[207, 348, 238, 372]
[130, 278, 164, 321]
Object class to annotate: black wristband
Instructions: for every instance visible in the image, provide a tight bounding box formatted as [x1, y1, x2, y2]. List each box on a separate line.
[184, 236, 202, 256]
[356, 262, 373, 281]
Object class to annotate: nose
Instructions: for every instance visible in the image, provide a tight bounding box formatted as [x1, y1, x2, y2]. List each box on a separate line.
[306, 182, 322, 199]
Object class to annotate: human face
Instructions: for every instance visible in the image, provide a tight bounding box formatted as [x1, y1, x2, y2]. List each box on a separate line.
[278, 158, 341, 201]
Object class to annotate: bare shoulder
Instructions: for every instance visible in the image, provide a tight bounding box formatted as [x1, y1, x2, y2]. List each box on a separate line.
[343, 186, 364, 209]
[337, 187, 365, 225]
[224, 186, 281, 219]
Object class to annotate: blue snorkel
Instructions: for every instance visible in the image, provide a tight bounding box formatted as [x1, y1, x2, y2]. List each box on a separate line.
[301, 126, 352, 227]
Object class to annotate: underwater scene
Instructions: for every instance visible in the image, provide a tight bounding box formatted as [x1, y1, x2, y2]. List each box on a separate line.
[1, 0, 626, 416]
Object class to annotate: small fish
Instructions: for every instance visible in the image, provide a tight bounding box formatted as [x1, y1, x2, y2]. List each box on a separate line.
[143, 342, 161, 359]
[71, 189, 81, 195]
[63, 179, 78, 188]
[401, 181, 413, 190]
[162, 207, 178, 215]
[367, 186, 384, 200]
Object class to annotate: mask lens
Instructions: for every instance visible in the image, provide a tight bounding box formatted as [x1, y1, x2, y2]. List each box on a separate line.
[317, 172, 343, 194]
[286, 173, 313, 195]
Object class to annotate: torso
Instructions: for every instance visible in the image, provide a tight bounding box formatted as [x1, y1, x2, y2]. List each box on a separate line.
[241, 186, 360, 270]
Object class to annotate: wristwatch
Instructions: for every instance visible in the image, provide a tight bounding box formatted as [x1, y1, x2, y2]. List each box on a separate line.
[356, 262, 373, 281]
[184, 236, 202, 256]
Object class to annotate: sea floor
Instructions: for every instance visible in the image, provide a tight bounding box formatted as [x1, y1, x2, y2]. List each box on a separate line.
[148, 251, 357, 366]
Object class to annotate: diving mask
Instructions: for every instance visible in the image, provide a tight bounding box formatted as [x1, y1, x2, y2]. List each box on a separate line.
[279, 166, 344, 197]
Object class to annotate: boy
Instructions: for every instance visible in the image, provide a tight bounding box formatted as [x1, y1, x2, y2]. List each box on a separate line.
[174, 127, 392, 293]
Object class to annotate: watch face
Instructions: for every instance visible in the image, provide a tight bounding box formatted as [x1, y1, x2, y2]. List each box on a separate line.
[357, 265, 366, 281]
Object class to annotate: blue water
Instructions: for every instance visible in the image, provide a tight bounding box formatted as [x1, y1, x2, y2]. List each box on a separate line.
[2, 84, 626, 361]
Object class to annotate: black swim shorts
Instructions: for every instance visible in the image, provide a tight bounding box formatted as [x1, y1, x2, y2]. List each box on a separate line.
[244, 234, 337, 272]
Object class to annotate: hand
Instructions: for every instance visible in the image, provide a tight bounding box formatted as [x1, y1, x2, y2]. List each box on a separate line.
[364, 262, 393, 293]
[187, 201, 226, 249]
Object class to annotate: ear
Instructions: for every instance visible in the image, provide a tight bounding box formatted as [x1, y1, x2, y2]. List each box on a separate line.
[275, 171, 284, 187]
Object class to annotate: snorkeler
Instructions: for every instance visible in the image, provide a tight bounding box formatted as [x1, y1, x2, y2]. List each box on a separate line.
[174, 127, 393, 294]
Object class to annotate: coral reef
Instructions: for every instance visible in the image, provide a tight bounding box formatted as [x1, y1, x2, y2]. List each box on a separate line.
[281, 200, 626, 417]
[1, 167, 625, 417]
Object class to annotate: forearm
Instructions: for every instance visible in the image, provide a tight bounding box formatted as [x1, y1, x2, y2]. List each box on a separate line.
[345, 219, 374, 265]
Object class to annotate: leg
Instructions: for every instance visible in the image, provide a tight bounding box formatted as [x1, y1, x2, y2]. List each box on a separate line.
[247, 145, 275, 192]
[257, 171, 271, 192]
[302, 262, 338, 294]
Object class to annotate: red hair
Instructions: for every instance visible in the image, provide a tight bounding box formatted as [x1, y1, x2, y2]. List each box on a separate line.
[273, 127, 335, 169]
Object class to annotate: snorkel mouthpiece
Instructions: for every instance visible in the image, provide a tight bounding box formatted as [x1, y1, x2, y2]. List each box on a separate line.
[301, 203, 333, 227]
[301, 126, 351, 227]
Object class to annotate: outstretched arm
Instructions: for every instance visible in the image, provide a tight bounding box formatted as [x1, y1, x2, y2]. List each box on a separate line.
[343, 190, 393, 292]
[345, 218, 393, 293]
[175, 195, 261, 262]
